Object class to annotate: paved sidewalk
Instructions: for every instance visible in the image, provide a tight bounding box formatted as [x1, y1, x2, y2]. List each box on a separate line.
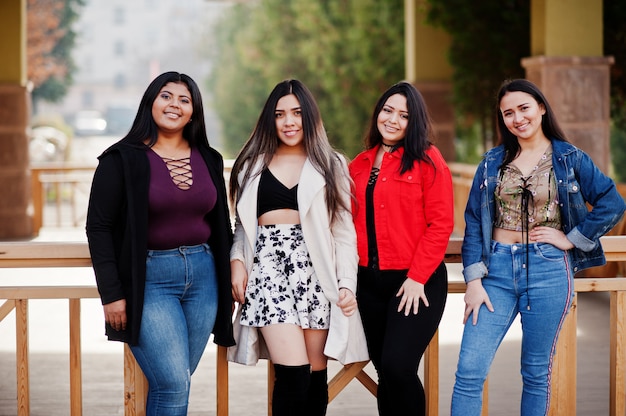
[0, 227, 613, 415]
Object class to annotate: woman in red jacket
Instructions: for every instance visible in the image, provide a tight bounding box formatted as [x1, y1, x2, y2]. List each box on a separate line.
[349, 81, 454, 415]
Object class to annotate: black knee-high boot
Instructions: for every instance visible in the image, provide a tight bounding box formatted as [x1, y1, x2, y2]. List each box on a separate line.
[272, 364, 311, 416]
[306, 368, 328, 416]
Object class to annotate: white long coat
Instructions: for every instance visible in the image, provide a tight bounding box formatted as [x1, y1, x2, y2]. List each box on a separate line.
[227, 155, 369, 365]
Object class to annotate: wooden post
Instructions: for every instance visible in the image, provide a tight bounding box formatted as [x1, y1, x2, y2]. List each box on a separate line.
[267, 361, 274, 416]
[610, 291, 626, 415]
[69, 299, 83, 416]
[30, 169, 43, 235]
[124, 344, 148, 415]
[15, 299, 29, 416]
[482, 378, 488, 416]
[217, 345, 229, 416]
[424, 330, 439, 416]
[548, 295, 577, 415]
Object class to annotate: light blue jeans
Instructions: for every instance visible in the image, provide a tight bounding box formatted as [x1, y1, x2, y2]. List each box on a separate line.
[451, 242, 574, 416]
[130, 244, 218, 416]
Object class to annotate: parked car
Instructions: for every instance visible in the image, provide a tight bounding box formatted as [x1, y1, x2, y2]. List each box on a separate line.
[72, 110, 107, 136]
[105, 106, 135, 136]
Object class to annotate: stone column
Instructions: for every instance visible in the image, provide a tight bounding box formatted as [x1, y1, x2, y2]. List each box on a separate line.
[0, 83, 32, 238]
[414, 81, 455, 162]
[522, 55, 613, 173]
[405, 0, 456, 161]
[0, 0, 32, 238]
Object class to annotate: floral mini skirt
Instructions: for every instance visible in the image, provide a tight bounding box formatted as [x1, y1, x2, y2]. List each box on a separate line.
[240, 224, 330, 329]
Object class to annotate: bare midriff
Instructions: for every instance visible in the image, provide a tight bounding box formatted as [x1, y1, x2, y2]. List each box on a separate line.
[258, 208, 301, 226]
[493, 227, 528, 244]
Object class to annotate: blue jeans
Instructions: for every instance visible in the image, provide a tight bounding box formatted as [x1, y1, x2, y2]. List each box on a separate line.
[130, 244, 218, 416]
[451, 242, 574, 416]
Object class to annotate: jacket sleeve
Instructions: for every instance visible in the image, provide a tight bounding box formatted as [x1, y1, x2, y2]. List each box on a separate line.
[86, 153, 126, 305]
[230, 213, 246, 263]
[567, 150, 626, 251]
[461, 159, 490, 282]
[331, 154, 359, 293]
[230, 165, 249, 264]
[407, 147, 455, 283]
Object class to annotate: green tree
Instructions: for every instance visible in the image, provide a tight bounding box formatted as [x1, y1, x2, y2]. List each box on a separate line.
[605, 0, 626, 182]
[205, 5, 270, 157]
[27, 0, 84, 108]
[207, 0, 404, 158]
[426, 0, 530, 153]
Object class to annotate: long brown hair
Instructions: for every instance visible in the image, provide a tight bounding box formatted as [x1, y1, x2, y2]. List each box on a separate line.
[229, 79, 351, 224]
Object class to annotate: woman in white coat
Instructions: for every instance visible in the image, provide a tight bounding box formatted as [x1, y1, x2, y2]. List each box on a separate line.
[228, 79, 368, 416]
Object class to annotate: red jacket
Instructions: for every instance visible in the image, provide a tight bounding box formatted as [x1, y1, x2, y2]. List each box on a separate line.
[349, 145, 454, 284]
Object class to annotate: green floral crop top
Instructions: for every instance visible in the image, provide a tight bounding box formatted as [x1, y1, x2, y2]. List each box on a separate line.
[494, 146, 562, 232]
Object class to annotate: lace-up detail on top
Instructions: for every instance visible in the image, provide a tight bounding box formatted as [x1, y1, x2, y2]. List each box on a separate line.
[162, 156, 192, 190]
[494, 148, 560, 232]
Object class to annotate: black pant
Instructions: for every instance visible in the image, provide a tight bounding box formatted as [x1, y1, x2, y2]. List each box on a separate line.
[357, 262, 448, 416]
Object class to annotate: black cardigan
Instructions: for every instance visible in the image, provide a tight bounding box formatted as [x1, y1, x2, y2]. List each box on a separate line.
[86, 141, 235, 347]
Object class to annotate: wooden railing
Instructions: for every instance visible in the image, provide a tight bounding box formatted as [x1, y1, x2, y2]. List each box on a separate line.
[26, 161, 493, 237]
[448, 162, 477, 236]
[1, 236, 626, 415]
[0, 242, 148, 416]
[30, 163, 96, 232]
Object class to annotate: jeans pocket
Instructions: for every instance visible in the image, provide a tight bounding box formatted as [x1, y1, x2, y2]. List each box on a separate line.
[535, 243, 565, 262]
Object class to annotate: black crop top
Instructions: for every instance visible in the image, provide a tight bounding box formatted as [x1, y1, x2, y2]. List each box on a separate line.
[257, 168, 299, 217]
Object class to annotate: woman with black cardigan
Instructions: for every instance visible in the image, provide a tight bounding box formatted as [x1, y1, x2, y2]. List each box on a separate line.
[86, 71, 234, 415]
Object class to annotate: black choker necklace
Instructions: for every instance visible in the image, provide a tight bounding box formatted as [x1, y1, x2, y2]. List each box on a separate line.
[381, 141, 401, 152]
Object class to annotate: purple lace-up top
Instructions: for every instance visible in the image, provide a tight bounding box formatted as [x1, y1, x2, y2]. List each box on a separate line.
[146, 148, 217, 249]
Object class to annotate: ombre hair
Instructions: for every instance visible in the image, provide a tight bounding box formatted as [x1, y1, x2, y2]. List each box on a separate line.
[229, 79, 351, 224]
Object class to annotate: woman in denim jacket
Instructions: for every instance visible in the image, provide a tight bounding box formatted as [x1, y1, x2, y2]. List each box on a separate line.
[451, 79, 626, 416]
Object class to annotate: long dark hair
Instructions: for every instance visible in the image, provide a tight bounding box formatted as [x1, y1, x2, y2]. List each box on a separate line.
[230, 79, 351, 224]
[121, 71, 210, 148]
[364, 81, 434, 173]
[496, 79, 568, 168]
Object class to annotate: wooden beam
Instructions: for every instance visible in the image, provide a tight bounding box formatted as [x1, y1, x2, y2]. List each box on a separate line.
[328, 361, 370, 402]
[0, 299, 16, 321]
[0, 286, 99, 299]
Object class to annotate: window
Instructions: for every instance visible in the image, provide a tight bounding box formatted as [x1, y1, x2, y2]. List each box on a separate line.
[113, 7, 125, 25]
[114, 73, 127, 89]
[114, 41, 125, 56]
[82, 90, 94, 108]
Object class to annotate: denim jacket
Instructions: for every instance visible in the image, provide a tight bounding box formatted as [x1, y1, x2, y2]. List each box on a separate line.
[462, 139, 626, 282]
